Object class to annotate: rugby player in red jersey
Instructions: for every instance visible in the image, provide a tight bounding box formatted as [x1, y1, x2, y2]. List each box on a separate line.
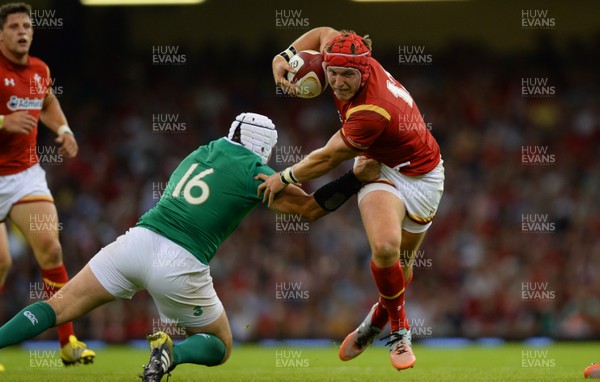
[260, 27, 444, 371]
[0, 2, 94, 366]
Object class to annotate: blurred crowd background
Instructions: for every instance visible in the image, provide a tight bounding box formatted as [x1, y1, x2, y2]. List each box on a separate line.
[0, 0, 599, 343]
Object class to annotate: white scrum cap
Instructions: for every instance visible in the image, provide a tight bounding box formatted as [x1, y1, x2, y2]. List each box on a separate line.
[228, 112, 278, 164]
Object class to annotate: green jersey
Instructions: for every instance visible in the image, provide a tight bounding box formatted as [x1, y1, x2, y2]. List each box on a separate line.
[137, 138, 275, 265]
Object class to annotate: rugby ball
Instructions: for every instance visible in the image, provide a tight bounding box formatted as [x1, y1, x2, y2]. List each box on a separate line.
[585, 363, 600, 378]
[286, 50, 326, 99]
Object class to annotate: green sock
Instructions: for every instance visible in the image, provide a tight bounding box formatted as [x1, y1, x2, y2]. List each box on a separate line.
[173, 333, 226, 367]
[0, 302, 56, 348]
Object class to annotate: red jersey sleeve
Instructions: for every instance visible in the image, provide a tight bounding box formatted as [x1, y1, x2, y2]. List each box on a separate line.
[340, 104, 390, 151]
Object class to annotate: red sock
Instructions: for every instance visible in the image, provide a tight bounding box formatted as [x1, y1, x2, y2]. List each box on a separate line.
[41, 265, 75, 347]
[370, 260, 406, 332]
[371, 271, 415, 329]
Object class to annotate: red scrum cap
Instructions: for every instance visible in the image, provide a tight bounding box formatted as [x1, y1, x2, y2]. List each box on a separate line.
[323, 32, 372, 87]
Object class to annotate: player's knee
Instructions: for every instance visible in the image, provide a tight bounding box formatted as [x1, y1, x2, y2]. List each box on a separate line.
[370, 238, 401, 265]
[0, 252, 12, 269]
[35, 238, 63, 268]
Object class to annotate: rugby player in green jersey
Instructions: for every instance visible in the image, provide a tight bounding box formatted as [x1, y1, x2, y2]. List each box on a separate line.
[0, 112, 380, 382]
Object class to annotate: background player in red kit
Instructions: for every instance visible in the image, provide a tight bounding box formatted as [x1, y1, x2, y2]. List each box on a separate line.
[0, 2, 94, 366]
[260, 27, 444, 371]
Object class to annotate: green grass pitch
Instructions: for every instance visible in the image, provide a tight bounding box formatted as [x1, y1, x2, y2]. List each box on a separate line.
[0, 342, 596, 381]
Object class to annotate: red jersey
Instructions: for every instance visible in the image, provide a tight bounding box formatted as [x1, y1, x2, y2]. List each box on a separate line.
[334, 58, 440, 176]
[0, 52, 50, 175]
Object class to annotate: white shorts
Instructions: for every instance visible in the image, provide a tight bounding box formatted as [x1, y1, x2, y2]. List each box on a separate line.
[357, 159, 444, 234]
[0, 164, 53, 221]
[89, 226, 224, 328]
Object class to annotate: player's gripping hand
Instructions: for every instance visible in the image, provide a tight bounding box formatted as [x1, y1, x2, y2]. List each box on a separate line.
[273, 54, 299, 95]
[257, 172, 288, 207]
[353, 157, 381, 183]
[2, 111, 37, 135]
[55, 132, 78, 158]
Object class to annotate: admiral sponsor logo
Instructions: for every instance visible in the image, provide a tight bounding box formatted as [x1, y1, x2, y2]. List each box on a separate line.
[7, 95, 43, 111]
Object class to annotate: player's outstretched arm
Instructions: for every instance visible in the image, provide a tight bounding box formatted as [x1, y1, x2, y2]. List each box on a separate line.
[257, 157, 380, 220]
[258, 131, 356, 206]
[273, 26, 340, 93]
[40, 89, 78, 158]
